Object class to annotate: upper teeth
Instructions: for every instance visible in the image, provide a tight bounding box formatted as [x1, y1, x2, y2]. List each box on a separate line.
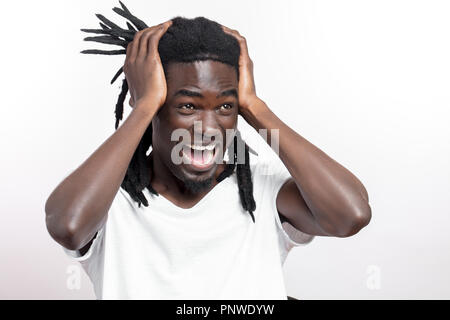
[190, 144, 216, 151]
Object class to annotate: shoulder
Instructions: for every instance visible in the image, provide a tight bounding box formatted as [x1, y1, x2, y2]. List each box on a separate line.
[249, 155, 291, 186]
[249, 155, 275, 178]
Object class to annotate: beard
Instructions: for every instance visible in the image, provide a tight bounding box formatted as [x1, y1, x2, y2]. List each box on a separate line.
[181, 176, 214, 194]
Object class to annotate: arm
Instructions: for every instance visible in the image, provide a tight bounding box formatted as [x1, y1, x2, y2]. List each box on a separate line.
[45, 21, 173, 251]
[221, 25, 371, 238]
[242, 100, 371, 237]
[45, 106, 155, 250]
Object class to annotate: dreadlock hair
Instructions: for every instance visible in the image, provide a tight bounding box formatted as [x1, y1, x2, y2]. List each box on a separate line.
[81, 1, 256, 222]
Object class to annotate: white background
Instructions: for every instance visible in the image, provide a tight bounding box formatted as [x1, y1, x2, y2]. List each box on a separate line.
[1, 0, 449, 299]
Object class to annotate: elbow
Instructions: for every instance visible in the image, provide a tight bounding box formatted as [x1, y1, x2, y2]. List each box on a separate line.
[45, 199, 84, 251]
[336, 203, 372, 238]
[46, 214, 83, 251]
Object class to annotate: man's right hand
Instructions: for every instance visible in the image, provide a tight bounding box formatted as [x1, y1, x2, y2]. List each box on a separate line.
[124, 20, 173, 111]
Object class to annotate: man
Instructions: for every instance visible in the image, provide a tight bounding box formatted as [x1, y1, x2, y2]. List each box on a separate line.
[45, 3, 371, 299]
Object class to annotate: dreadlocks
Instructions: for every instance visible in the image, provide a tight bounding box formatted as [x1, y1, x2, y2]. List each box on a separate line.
[81, 1, 256, 222]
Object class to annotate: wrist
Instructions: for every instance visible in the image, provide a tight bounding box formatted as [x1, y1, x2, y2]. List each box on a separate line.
[132, 103, 159, 122]
[134, 99, 161, 116]
[240, 98, 269, 120]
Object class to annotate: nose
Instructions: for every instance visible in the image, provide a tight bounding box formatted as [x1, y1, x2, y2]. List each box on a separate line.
[193, 111, 222, 144]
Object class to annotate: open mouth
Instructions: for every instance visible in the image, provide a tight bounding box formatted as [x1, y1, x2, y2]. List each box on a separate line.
[181, 143, 220, 170]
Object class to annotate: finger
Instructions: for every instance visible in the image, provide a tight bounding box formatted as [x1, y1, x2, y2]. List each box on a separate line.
[221, 25, 251, 60]
[221, 25, 243, 43]
[125, 41, 133, 65]
[137, 27, 154, 60]
[146, 20, 173, 58]
[128, 30, 145, 62]
[238, 37, 251, 60]
[221, 24, 239, 36]
[221, 24, 232, 32]
[138, 21, 170, 60]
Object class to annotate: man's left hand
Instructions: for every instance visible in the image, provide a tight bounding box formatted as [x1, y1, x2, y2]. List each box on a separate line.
[221, 25, 263, 116]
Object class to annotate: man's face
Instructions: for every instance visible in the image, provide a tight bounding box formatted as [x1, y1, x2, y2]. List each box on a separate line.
[152, 60, 239, 192]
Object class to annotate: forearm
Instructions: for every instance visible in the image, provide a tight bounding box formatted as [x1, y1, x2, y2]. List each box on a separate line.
[45, 102, 157, 250]
[241, 99, 371, 235]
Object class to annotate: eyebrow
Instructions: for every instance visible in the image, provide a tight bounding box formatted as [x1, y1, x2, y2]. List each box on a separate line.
[173, 88, 238, 99]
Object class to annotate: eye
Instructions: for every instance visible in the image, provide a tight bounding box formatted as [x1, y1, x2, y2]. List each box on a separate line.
[179, 103, 195, 110]
[177, 103, 196, 114]
[220, 104, 233, 110]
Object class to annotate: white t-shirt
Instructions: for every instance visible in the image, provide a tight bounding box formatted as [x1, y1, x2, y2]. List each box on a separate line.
[63, 157, 314, 299]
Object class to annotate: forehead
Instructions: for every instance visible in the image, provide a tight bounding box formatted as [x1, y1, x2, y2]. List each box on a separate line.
[165, 60, 238, 94]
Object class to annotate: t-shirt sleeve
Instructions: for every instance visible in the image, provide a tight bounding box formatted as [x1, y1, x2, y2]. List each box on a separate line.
[62, 223, 106, 263]
[256, 157, 314, 263]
